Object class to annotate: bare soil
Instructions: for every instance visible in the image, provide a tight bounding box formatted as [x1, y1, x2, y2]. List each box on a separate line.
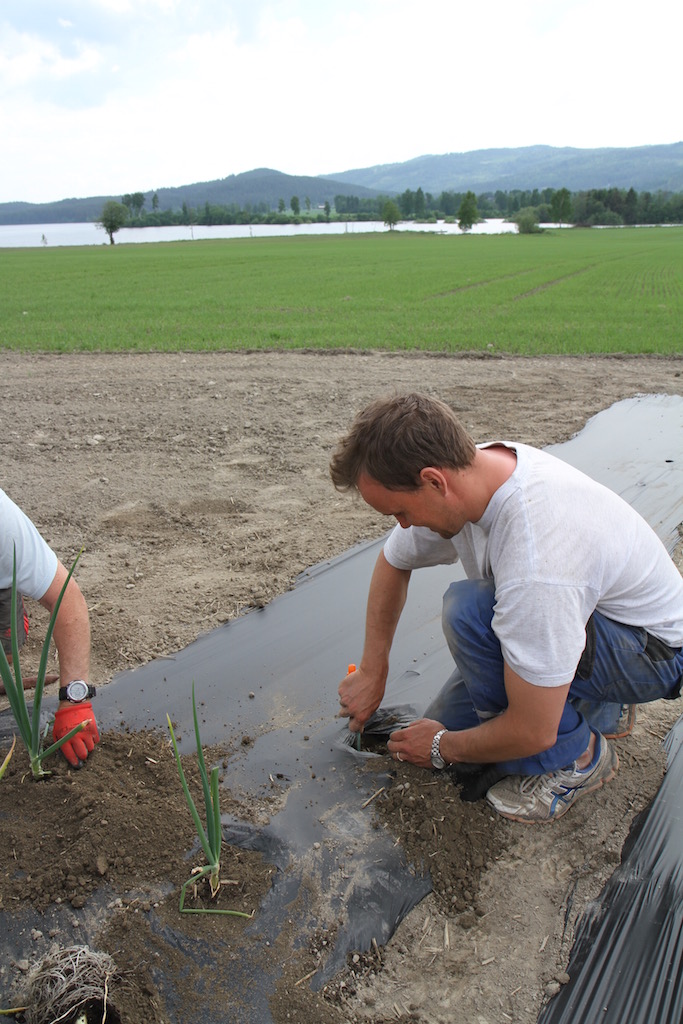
[1, 351, 681, 1024]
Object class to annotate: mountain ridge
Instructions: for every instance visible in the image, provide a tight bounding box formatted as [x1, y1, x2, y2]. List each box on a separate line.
[0, 168, 384, 225]
[324, 142, 683, 194]
[1, 143, 682, 225]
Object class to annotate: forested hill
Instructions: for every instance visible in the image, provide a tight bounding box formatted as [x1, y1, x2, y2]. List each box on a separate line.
[326, 142, 683, 195]
[2, 143, 682, 225]
[0, 169, 384, 225]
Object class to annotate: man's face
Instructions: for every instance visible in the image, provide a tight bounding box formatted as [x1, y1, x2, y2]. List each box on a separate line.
[357, 472, 464, 538]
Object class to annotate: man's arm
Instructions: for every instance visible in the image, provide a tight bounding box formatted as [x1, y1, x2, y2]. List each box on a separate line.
[388, 663, 572, 767]
[40, 560, 99, 767]
[39, 560, 91, 686]
[338, 550, 412, 732]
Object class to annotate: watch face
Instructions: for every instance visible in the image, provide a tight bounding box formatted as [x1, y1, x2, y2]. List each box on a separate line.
[67, 680, 89, 702]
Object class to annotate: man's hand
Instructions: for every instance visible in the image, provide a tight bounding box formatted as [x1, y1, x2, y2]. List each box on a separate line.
[337, 552, 410, 733]
[338, 665, 385, 733]
[387, 717, 444, 768]
[53, 701, 100, 767]
[388, 672, 572, 769]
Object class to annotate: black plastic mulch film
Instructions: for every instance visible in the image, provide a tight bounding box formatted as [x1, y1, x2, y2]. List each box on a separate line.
[1, 395, 682, 1023]
[538, 713, 683, 1024]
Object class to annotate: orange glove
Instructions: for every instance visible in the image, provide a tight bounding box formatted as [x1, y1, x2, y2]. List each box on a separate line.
[53, 702, 100, 767]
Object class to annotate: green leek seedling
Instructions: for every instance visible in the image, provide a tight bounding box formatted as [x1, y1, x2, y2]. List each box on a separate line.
[167, 683, 252, 917]
[0, 548, 90, 780]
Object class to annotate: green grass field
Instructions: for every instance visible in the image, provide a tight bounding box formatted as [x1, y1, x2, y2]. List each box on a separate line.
[1, 226, 681, 354]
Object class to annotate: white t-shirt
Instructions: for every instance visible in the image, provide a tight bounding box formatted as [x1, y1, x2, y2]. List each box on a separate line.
[0, 488, 58, 600]
[383, 443, 683, 687]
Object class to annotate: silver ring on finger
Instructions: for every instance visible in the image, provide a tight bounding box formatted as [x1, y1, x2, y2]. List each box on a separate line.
[397, 752, 403, 762]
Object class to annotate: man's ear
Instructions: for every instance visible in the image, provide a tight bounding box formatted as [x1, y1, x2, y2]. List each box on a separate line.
[419, 467, 448, 493]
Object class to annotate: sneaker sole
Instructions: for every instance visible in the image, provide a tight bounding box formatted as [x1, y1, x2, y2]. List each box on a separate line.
[492, 748, 619, 824]
[603, 705, 636, 740]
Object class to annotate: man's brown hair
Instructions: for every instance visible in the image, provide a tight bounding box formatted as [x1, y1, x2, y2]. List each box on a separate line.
[330, 392, 477, 491]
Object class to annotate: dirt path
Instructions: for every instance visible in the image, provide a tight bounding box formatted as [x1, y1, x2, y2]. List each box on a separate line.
[1, 351, 681, 1023]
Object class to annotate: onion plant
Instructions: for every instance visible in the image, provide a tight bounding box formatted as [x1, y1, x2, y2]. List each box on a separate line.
[0, 548, 90, 780]
[167, 683, 252, 917]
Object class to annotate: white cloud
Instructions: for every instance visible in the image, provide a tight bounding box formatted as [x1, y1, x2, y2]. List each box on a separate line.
[0, 0, 681, 203]
[0, 29, 102, 88]
[89, 0, 179, 13]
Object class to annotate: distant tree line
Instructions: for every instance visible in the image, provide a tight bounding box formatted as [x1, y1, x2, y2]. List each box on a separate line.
[119, 192, 333, 228]
[98, 185, 683, 241]
[342, 186, 683, 226]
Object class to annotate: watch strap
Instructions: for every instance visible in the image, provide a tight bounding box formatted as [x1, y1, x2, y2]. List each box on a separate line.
[431, 728, 447, 769]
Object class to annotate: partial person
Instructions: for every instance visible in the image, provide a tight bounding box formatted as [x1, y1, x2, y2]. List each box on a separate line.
[330, 393, 683, 822]
[1, 487, 99, 767]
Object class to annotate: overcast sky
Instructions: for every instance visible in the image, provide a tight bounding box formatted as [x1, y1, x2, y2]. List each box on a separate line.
[1, 0, 681, 204]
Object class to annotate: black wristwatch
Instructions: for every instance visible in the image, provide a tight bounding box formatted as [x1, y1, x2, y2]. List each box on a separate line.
[59, 679, 96, 703]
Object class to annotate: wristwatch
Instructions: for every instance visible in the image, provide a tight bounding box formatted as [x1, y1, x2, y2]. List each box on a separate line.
[430, 728, 447, 769]
[59, 680, 96, 703]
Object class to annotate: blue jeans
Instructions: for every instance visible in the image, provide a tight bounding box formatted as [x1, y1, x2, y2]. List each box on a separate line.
[423, 579, 683, 775]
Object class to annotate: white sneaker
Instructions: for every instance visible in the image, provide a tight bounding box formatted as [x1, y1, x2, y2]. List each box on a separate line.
[486, 732, 618, 823]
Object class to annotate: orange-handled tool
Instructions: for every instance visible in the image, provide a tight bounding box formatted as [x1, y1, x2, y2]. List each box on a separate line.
[347, 664, 361, 749]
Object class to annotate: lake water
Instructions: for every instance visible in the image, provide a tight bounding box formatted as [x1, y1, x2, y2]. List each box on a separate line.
[0, 218, 524, 248]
